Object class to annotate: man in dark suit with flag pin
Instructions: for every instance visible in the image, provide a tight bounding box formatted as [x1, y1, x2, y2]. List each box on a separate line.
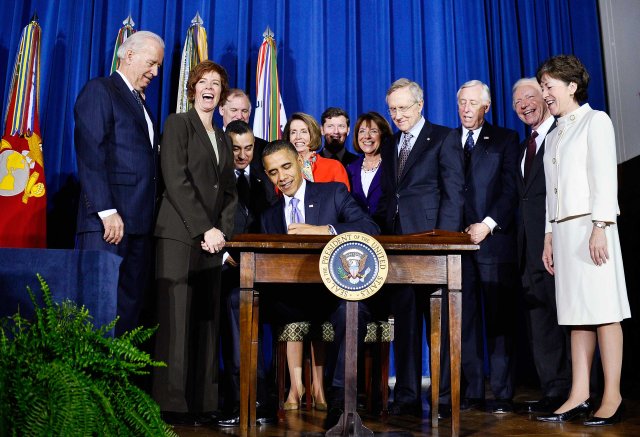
[74, 31, 164, 336]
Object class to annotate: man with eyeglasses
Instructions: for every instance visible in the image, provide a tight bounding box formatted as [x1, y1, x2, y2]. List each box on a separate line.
[374, 78, 464, 417]
[455, 80, 519, 415]
[220, 88, 267, 164]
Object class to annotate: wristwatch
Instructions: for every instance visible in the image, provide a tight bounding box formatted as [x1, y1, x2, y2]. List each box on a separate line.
[593, 221, 608, 229]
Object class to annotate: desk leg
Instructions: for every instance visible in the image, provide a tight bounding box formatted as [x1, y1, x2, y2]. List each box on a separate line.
[239, 252, 256, 432]
[430, 289, 442, 427]
[239, 288, 254, 432]
[448, 255, 462, 437]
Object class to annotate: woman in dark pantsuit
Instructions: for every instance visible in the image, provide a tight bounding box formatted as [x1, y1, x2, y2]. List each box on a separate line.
[152, 60, 237, 424]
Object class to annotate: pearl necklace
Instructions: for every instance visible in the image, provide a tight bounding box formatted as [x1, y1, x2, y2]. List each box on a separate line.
[362, 158, 381, 173]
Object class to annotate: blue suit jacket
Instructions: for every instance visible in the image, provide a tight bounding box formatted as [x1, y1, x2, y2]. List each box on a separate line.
[346, 156, 383, 216]
[260, 181, 380, 235]
[460, 122, 520, 263]
[74, 72, 159, 235]
[375, 120, 464, 234]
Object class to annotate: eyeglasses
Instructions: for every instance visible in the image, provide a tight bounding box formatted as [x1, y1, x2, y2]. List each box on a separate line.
[388, 102, 418, 116]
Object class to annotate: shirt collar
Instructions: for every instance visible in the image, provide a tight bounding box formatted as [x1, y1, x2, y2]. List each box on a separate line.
[283, 179, 307, 206]
[533, 115, 555, 142]
[116, 70, 136, 93]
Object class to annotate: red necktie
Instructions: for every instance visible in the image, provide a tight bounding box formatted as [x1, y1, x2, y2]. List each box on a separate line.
[524, 130, 539, 182]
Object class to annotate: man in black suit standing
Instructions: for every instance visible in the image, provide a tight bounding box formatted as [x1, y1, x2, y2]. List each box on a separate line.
[74, 31, 164, 336]
[319, 107, 358, 167]
[215, 121, 278, 427]
[375, 78, 464, 416]
[512, 78, 570, 413]
[456, 80, 519, 414]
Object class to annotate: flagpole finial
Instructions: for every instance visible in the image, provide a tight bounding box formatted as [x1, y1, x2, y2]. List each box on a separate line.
[191, 12, 203, 26]
[30, 11, 39, 23]
[123, 14, 135, 28]
[263, 26, 274, 39]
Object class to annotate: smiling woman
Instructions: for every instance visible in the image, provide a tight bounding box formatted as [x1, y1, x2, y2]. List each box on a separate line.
[152, 60, 238, 424]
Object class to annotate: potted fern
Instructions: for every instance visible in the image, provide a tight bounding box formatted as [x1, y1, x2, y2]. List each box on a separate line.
[0, 275, 176, 436]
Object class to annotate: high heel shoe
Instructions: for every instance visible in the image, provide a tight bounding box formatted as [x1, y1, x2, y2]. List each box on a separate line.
[312, 395, 328, 411]
[537, 399, 593, 423]
[583, 402, 624, 426]
[283, 386, 305, 411]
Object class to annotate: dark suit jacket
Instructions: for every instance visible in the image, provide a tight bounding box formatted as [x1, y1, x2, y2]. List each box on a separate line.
[251, 136, 268, 169]
[154, 108, 237, 246]
[321, 147, 359, 167]
[460, 122, 519, 263]
[346, 155, 383, 216]
[260, 181, 380, 235]
[74, 72, 159, 235]
[234, 163, 277, 235]
[375, 120, 464, 234]
[516, 123, 556, 281]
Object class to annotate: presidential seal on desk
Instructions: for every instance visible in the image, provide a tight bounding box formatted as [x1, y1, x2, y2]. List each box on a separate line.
[319, 232, 388, 301]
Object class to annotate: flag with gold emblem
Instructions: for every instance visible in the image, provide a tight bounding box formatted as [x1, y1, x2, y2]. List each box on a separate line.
[253, 26, 287, 141]
[0, 14, 46, 247]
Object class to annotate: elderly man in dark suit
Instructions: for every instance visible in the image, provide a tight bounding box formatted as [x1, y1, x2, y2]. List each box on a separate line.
[215, 120, 278, 427]
[512, 78, 570, 413]
[261, 140, 379, 428]
[374, 78, 464, 417]
[456, 80, 519, 414]
[74, 31, 164, 336]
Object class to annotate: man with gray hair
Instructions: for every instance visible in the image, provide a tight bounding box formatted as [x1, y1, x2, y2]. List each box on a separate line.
[74, 31, 164, 337]
[374, 78, 464, 417]
[512, 78, 570, 413]
[456, 79, 519, 414]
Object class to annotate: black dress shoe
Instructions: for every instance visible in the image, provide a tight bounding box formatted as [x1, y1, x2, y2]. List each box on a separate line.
[460, 398, 484, 411]
[213, 406, 276, 427]
[388, 401, 422, 416]
[490, 399, 513, 414]
[537, 399, 592, 423]
[525, 396, 564, 414]
[161, 411, 203, 427]
[583, 402, 624, 426]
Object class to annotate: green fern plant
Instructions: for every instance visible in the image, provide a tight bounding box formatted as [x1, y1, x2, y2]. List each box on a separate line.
[0, 274, 177, 436]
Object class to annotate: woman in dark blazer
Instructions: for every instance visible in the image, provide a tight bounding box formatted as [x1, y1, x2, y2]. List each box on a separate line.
[346, 112, 393, 215]
[152, 60, 237, 423]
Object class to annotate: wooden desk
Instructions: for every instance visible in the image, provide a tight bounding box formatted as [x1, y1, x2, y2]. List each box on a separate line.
[227, 231, 477, 436]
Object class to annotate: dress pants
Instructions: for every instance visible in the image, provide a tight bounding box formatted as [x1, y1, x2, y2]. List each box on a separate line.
[461, 253, 516, 400]
[384, 285, 452, 406]
[76, 231, 152, 336]
[522, 266, 571, 397]
[221, 270, 269, 409]
[152, 238, 221, 413]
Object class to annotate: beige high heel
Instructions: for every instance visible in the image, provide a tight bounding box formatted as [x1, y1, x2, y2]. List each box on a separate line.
[311, 384, 327, 411]
[283, 386, 305, 411]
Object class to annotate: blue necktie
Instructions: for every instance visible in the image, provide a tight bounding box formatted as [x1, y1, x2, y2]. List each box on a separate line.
[464, 130, 475, 170]
[132, 89, 144, 112]
[290, 198, 303, 224]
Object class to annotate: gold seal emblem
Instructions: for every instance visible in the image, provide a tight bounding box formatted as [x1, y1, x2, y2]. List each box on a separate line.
[319, 232, 388, 301]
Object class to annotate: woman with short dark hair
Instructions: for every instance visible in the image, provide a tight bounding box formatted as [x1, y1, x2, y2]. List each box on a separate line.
[536, 55, 630, 426]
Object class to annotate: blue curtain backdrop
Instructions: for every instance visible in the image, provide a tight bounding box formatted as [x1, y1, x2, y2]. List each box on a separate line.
[0, 0, 605, 377]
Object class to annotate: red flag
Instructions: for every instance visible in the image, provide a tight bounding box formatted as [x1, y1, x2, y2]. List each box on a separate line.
[0, 16, 46, 248]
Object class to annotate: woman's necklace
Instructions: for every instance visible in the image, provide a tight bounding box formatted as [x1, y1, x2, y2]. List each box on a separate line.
[362, 157, 381, 173]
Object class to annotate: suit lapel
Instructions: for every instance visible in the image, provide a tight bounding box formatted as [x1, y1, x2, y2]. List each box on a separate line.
[399, 122, 432, 183]
[470, 123, 492, 173]
[523, 122, 556, 193]
[110, 73, 151, 146]
[304, 183, 319, 225]
[187, 108, 220, 178]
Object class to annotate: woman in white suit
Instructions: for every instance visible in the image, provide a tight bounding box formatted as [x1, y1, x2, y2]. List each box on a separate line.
[536, 55, 630, 426]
